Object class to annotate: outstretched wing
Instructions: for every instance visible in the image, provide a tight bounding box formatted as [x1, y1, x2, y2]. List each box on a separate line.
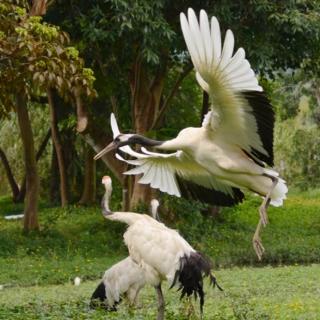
[180, 9, 274, 166]
[116, 148, 244, 206]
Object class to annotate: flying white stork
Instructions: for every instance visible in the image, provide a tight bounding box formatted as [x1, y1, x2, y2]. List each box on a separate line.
[90, 191, 160, 311]
[98, 176, 222, 319]
[94, 9, 288, 259]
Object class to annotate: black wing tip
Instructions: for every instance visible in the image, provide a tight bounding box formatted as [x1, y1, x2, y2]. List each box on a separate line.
[242, 91, 275, 167]
[176, 175, 244, 207]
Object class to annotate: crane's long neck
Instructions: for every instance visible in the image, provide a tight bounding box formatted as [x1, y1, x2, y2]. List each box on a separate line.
[150, 200, 160, 221]
[102, 185, 143, 226]
[105, 211, 143, 225]
[102, 191, 111, 213]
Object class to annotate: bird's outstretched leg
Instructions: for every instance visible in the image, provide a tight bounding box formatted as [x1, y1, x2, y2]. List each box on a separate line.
[155, 284, 165, 320]
[253, 175, 279, 260]
[252, 219, 265, 260]
[259, 175, 278, 226]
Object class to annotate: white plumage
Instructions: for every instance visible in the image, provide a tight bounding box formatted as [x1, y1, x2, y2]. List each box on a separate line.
[91, 256, 146, 310]
[97, 176, 221, 319]
[94, 9, 288, 259]
[91, 185, 161, 310]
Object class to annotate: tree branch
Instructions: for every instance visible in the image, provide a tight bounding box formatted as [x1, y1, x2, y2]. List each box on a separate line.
[0, 148, 20, 201]
[152, 63, 193, 129]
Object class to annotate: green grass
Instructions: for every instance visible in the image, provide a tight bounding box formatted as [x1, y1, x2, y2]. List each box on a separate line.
[0, 190, 319, 318]
[0, 264, 319, 319]
[0, 189, 320, 287]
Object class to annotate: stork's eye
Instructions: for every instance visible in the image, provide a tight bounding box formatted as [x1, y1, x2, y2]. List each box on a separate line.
[114, 137, 120, 143]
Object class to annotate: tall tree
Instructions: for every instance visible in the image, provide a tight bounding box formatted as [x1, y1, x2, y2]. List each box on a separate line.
[0, 1, 96, 230]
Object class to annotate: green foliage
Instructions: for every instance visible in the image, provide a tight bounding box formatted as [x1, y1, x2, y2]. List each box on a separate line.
[274, 120, 320, 189]
[0, 1, 96, 115]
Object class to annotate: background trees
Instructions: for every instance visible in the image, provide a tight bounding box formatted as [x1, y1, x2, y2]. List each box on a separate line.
[1, 0, 320, 229]
[0, 0, 95, 230]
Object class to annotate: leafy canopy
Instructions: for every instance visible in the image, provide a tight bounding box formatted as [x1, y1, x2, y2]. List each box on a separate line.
[0, 1, 96, 116]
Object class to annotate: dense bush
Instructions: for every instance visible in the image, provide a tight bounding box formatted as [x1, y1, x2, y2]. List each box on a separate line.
[274, 120, 320, 189]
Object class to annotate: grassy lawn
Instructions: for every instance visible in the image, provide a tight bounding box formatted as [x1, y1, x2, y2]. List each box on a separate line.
[0, 189, 319, 318]
[0, 264, 319, 319]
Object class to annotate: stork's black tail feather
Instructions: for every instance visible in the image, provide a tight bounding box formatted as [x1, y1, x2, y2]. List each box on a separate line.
[170, 252, 223, 314]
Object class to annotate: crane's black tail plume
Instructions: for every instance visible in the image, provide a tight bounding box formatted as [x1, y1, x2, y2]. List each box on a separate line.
[90, 281, 119, 311]
[170, 252, 223, 315]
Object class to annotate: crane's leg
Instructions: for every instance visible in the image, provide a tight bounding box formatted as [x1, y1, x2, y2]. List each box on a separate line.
[253, 175, 278, 260]
[155, 284, 165, 320]
[184, 297, 196, 318]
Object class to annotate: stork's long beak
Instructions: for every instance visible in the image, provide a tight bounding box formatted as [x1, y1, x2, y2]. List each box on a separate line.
[94, 141, 117, 160]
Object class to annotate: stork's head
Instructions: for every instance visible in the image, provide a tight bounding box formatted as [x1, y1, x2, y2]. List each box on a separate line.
[94, 113, 163, 160]
[94, 133, 164, 160]
[94, 134, 136, 160]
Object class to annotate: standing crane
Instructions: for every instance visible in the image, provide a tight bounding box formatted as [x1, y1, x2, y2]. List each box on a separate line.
[99, 175, 222, 320]
[90, 180, 160, 311]
[94, 9, 288, 259]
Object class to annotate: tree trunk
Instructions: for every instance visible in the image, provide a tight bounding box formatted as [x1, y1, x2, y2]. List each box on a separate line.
[50, 146, 60, 203]
[16, 128, 51, 202]
[15, 92, 39, 232]
[79, 146, 96, 205]
[0, 148, 20, 202]
[47, 88, 68, 206]
[129, 60, 166, 208]
[74, 88, 88, 133]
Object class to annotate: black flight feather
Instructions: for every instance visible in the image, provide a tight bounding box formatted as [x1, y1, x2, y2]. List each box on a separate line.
[242, 91, 275, 166]
[176, 175, 244, 207]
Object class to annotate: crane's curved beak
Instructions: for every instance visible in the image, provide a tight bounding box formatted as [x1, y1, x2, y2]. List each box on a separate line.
[94, 141, 118, 160]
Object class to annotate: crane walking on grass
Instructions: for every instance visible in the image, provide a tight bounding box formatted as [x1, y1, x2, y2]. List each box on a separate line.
[94, 9, 288, 259]
[90, 190, 161, 310]
[99, 175, 222, 320]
